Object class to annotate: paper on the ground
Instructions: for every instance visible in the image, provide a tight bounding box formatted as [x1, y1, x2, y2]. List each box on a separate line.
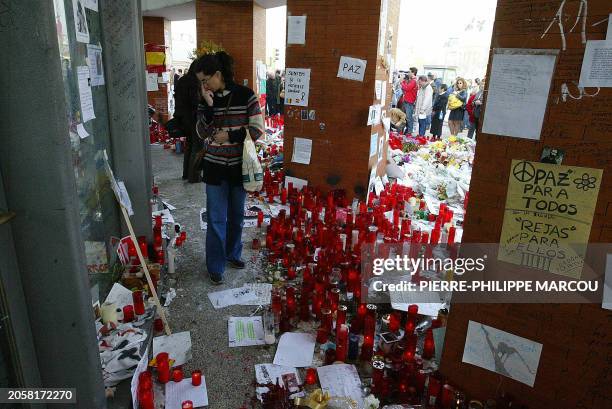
[146, 73, 159, 91]
[389, 286, 446, 317]
[73, 0, 90, 43]
[228, 316, 265, 347]
[77, 123, 89, 139]
[77, 66, 95, 122]
[117, 181, 134, 216]
[208, 286, 258, 309]
[291, 137, 312, 165]
[287, 16, 307, 45]
[433, 327, 446, 364]
[317, 364, 363, 408]
[162, 200, 176, 211]
[130, 346, 149, 409]
[273, 332, 315, 367]
[242, 283, 272, 306]
[87, 44, 105, 86]
[152, 209, 174, 225]
[579, 40, 612, 88]
[255, 364, 304, 400]
[153, 331, 192, 366]
[268, 204, 291, 218]
[481, 49, 557, 140]
[462, 321, 542, 387]
[602, 254, 612, 310]
[284, 176, 308, 191]
[165, 378, 208, 409]
[104, 283, 133, 309]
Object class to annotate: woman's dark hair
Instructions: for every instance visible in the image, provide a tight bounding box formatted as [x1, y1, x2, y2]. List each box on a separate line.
[194, 51, 234, 83]
[440, 84, 448, 91]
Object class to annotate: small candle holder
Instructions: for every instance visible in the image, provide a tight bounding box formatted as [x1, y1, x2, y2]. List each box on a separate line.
[181, 400, 194, 409]
[191, 370, 202, 386]
[172, 367, 183, 382]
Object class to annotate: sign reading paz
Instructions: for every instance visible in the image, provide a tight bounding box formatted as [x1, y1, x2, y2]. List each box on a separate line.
[337, 56, 367, 82]
[284, 68, 310, 107]
[498, 160, 602, 278]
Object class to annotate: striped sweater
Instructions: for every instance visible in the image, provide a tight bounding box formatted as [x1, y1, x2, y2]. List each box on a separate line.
[196, 83, 264, 185]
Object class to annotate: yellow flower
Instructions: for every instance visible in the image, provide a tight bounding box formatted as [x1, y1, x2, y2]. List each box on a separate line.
[448, 135, 457, 143]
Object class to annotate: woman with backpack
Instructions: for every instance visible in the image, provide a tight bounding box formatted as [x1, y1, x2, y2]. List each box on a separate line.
[447, 77, 468, 136]
[195, 51, 265, 284]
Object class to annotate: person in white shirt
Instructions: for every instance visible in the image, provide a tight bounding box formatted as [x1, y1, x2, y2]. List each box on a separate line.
[415, 75, 433, 137]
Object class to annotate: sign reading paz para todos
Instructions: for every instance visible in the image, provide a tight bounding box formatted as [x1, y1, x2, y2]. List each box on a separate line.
[337, 56, 367, 82]
[498, 160, 602, 278]
[284, 68, 310, 107]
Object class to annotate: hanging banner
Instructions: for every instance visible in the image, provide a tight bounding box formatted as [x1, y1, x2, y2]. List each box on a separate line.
[498, 160, 602, 278]
[284, 68, 310, 107]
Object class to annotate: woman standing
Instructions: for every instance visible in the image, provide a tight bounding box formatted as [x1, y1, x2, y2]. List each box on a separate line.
[447, 78, 468, 136]
[195, 51, 265, 284]
[430, 84, 448, 140]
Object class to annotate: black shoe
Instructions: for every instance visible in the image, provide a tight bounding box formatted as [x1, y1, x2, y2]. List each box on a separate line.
[228, 259, 245, 269]
[209, 275, 225, 285]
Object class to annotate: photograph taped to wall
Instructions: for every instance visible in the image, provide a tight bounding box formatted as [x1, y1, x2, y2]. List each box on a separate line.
[481, 49, 558, 140]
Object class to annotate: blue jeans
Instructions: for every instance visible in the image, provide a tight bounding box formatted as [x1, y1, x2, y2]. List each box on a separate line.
[418, 118, 427, 136]
[205, 181, 246, 278]
[403, 102, 415, 134]
[425, 114, 432, 130]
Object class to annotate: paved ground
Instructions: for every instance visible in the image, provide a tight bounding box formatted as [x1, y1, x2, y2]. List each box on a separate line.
[152, 144, 268, 409]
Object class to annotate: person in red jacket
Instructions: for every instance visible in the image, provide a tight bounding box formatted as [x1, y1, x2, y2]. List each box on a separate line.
[400, 67, 418, 135]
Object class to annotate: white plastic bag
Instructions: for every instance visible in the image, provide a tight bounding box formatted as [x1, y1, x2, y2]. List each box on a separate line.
[242, 131, 263, 192]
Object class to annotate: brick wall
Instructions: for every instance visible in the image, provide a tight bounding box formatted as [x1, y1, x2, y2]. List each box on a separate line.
[284, 0, 400, 199]
[440, 1, 612, 407]
[196, 0, 263, 89]
[143, 16, 170, 122]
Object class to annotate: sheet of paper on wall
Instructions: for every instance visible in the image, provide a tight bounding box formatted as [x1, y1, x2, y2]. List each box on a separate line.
[255, 364, 304, 400]
[159, 72, 170, 83]
[284, 176, 308, 191]
[287, 15, 307, 45]
[377, 0, 388, 56]
[498, 160, 602, 278]
[375, 80, 383, 99]
[377, 137, 384, 162]
[76, 123, 89, 139]
[228, 316, 265, 347]
[153, 331, 192, 366]
[284, 68, 310, 106]
[337, 56, 367, 82]
[481, 49, 558, 140]
[381, 81, 387, 106]
[578, 40, 612, 88]
[77, 66, 96, 122]
[462, 321, 542, 387]
[165, 378, 208, 409]
[87, 44, 105, 86]
[291, 137, 312, 165]
[317, 364, 363, 409]
[273, 332, 315, 367]
[146, 73, 159, 91]
[208, 286, 258, 309]
[367, 104, 382, 126]
[73, 0, 90, 43]
[602, 254, 612, 310]
[370, 133, 378, 157]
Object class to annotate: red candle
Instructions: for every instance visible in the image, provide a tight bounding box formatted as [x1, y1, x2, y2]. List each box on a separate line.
[281, 188, 288, 205]
[287, 266, 296, 280]
[181, 401, 194, 409]
[422, 329, 435, 360]
[156, 352, 169, 364]
[407, 304, 419, 321]
[336, 305, 347, 334]
[330, 288, 340, 312]
[427, 376, 441, 407]
[405, 318, 416, 335]
[335, 324, 349, 362]
[257, 210, 264, 227]
[441, 383, 456, 409]
[321, 308, 333, 332]
[389, 311, 401, 333]
[415, 369, 427, 394]
[133, 290, 145, 315]
[447, 226, 456, 244]
[139, 389, 154, 409]
[123, 305, 135, 323]
[305, 367, 318, 385]
[172, 367, 183, 382]
[157, 359, 170, 384]
[191, 370, 202, 386]
[371, 360, 385, 394]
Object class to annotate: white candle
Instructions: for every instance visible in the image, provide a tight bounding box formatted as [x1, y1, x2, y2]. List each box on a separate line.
[339, 233, 347, 251]
[351, 230, 359, 250]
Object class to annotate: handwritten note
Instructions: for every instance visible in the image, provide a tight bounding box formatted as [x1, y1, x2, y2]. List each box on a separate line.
[77, 66, 95, 122]
[317, 364, 363, 408]
[337, 56, 367, 82]
[291, 137, 312, 165]
[579, 40, 612, 88]
[284, 68, 310, 107]
[287, 16, 307, 45]
[207, 286, 258, 309]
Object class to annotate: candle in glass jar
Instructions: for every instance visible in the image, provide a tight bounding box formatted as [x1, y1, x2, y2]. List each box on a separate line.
[157, 359, 170, 384]
[191, 370, 202, 386]
[133, 290, 145, 315]
[330, 288, 340, 312]
[335, 324, 348, 362]
[122, 305, 135, 323]
[181, 401, 194, 409]
[336, 305, 347, 332]
[139, 389, 154, 409]
[389, 311, 401, 333]
[441, 383, 456, 408]
[172, 367, 183, 382]
[305, 367, 318, 385]
[371, 360, 385, 394]
[422, 329, 435, 360]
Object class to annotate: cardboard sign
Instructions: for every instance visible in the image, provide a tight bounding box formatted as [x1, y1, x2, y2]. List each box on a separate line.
[284, 68, 310, 107]
[337, 56, 367, 82]
[498, 160, 602, 278]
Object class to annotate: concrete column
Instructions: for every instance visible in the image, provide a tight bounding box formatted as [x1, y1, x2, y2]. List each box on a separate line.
[283, 0, 400, 199]
[101, 0, 153, 239]
[0, 0, 106, 407]
[196, 0, 266, 90]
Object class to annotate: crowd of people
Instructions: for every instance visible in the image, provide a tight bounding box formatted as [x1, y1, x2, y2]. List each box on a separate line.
[266, 70, 285, 116]
[392, 68, 485, 140]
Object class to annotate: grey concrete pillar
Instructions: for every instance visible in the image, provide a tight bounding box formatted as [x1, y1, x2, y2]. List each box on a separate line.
[0, 1, 106, 408]
[100, 0, 154, 239]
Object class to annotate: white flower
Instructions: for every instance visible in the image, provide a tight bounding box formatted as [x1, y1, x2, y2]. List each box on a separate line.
[363, 394, 380, 409]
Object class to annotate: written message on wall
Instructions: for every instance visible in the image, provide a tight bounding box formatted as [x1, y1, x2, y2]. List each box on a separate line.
[284, 68, 310, 107]
[498, 160, 602, 278]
